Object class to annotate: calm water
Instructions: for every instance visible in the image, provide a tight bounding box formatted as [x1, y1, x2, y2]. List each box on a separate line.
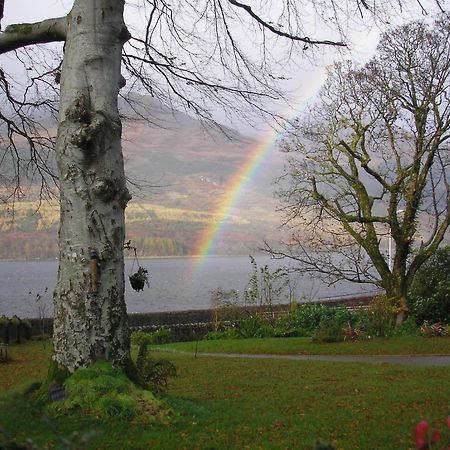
[0, 256, 374, 318]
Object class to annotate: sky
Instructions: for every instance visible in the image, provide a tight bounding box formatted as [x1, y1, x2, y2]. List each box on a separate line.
[2, 0, 444, 135]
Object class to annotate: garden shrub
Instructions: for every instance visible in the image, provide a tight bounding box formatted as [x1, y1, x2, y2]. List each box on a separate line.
[272, 323, 310, 338]
[420, 322, 446, 337]
[273, 304, 359, 339]
[136, 356, 177, 392]
[133, 331, 177, 392]
[203, 302, 367, 341]
[342, 322, 365, 341]
[393, 316, 420, 337]
[361, 295, 396, 338]
[236, 315, 274, 338]
[131, 327, 171, 346]
[273, 303, 328, 335]
[204, 315, 275, 340]
[210, 288, 241, 331]
[331, 307, 359, 327]
[312, 318, 345, 343]
[408, 246, 450, 325]
[204, 328, 240, 340]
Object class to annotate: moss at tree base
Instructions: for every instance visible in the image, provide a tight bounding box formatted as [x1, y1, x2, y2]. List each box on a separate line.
[36, 358, 71, 403]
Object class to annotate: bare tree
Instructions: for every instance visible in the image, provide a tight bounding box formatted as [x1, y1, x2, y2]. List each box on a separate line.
[272, 17, 450, 324]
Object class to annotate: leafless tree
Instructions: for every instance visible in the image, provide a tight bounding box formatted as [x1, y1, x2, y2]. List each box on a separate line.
[271, 17, 450, 324]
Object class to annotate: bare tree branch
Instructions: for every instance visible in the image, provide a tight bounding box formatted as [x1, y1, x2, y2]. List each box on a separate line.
[227, 0, 346, 47]
[0, 17, 67, 54]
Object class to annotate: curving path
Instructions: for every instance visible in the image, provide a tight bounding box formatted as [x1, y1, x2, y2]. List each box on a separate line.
[161, 349, 450, 366]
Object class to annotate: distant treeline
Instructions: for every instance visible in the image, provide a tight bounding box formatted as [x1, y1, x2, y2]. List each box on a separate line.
[0, 200, 269, 259]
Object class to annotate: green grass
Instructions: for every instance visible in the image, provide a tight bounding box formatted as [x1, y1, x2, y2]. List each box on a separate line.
[1, 339, 449, 449]
[157, 335, 450, 356]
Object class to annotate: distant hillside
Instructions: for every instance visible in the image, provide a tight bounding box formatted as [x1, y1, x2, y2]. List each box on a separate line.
[0, 97, 284, 259]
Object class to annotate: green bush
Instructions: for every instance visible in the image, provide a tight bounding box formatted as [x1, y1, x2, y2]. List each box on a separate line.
[273, 304, 358, 338]
[236, 315, 274, 338]
[360, 295, 396, 338]
[331, 307, 359, 327]
[134, 333, 177, 392]
[312, 319, 345, 343]
[204, 328, 240, 340]
[273, 303, 328, 335]
[203, 303, 363, 341]
[272, 324, 310, 338]
[393, 316, 420, 337]
[136, 356, 177, 392]
[131, 328, 172, 346]
[408, 246, 450, 325]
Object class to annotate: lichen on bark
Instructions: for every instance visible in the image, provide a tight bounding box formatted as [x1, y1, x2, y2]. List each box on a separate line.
[5, 23, 33, 35]
[52, 0, 131, 374]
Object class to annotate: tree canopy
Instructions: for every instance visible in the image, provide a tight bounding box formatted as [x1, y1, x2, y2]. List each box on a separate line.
[272, 16, 450, 322]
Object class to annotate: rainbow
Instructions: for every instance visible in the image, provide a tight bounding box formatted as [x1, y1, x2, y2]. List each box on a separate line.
[193, 67, 329, 263]
[193, 25, 383, 266]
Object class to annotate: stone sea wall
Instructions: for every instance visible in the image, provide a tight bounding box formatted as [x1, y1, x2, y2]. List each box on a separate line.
[20, 294, 376, 343]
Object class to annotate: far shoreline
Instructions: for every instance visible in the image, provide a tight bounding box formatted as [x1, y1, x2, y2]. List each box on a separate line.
[0, 253, 268, 263]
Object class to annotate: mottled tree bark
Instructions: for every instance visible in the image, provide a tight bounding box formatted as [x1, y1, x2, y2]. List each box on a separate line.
[52, 0, 131, 372]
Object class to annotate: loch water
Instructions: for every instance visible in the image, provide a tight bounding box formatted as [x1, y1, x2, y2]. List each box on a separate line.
[0, 255, 374, 318]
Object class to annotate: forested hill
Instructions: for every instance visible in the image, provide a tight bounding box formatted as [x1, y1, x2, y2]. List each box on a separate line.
[0, 97, 284, 260]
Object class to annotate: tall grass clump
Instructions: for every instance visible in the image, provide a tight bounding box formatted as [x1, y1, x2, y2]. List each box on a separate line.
[131, 330, 177, 392]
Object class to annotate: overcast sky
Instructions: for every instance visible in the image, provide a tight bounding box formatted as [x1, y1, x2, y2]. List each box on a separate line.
[1, 0, 446, 135]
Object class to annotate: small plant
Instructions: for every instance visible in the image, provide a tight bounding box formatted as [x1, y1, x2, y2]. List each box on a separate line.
[236, 314, 274, 339]
[393, 316, 420, 337]
[203, 328, 240, 340]
[312, 319, 344, 343]
[342, 322, 364, 341]
[313, 440, 337, 450]
[129, 266, 149, 292]
[210, 287, 240, 331]
[361, 294, 397, 338]
[125, 240, 150, 292]
[132, 330, 177, 392]
[414, 417, 450, 450]
[420, 322, 446, 337]
[148, 327, 172, 344]
[136, 357, 177, 393]
[33, 287, 50, 341]
[243, 256, 288, 318]
[131, 328, 171, 346]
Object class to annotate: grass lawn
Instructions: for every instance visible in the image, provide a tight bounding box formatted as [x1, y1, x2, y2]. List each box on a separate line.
[1, 339, 449, 449]
[158, 335, 450, 356]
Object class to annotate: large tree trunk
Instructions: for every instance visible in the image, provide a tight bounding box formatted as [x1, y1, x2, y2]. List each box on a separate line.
[52, 0, 131, 372]
[385, 276, 408, 327]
